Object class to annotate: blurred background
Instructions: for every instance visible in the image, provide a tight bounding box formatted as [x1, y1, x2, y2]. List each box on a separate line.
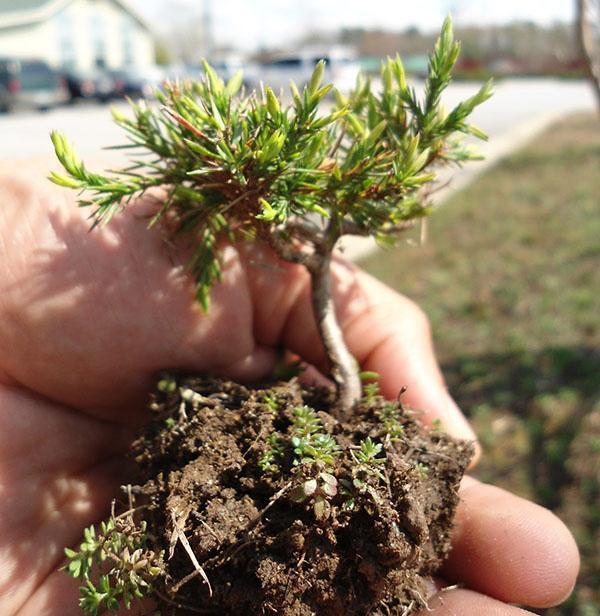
[0, 1, 598, 614]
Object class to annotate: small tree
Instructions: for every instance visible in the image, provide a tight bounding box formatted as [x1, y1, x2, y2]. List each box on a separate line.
[50, 17, 492, 418]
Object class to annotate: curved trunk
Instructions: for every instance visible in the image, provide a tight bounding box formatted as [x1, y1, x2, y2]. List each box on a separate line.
[309, 252, 361, 419]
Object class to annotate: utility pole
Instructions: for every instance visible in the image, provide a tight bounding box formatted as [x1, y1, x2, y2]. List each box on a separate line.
[202, 0, 214, 59]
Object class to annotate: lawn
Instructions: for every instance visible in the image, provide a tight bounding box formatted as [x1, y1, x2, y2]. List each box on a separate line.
[361, 114, 600, 615]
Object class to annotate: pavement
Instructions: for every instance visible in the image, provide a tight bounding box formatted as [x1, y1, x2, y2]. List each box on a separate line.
[0, 78, 595, 260]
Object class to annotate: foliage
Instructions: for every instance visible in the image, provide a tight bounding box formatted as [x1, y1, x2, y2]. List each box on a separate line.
[351, 437, 387, 470]
[290, 405, 340, 466]
[286, 405, 341, 519]
[290, 470, 339, 520]
[258, 433, 285, 472]
[378, 402, 406, 441]
[342, 437, 387, 510]
[63, 512, 164, 615]
[50, 16, 491, 312]
[362, 381, 381, 404]
[54, 19, 495, 610]
[261, 393, 280, 415]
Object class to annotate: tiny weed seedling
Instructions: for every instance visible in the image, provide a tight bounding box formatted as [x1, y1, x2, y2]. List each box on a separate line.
[378, 402, 406, 441]
[63, 510, 164, 614]
[341, 437, 387, 511]
[289, 405, 341, 520]
[52, 17, 490, 613]
[258, 433, 285, 472]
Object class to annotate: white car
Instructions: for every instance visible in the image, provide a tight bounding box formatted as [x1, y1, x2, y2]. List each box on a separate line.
[252, 49, 361, 94]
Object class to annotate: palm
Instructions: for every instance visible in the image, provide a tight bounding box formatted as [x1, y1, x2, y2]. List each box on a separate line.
[0, 173, 578, 614]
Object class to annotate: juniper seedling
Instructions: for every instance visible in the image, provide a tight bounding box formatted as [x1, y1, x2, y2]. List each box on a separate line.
[50, 16, 492, 417]
[54, 19, 490, 612]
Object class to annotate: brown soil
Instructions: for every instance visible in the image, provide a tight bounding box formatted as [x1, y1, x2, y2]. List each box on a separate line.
[130, 374, 473, 615]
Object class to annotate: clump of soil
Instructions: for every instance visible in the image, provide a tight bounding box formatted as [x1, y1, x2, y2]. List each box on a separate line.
[130, 374, 473, 615]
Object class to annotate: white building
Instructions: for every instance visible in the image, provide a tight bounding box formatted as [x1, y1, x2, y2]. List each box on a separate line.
[0, 0, 154, 71]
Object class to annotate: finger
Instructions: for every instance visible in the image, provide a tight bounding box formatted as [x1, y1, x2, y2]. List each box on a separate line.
[0, 177, 270, 418]
[422, 588, 536, 615]
[442, 477, 579, 608]
[246, 247, 477, 443]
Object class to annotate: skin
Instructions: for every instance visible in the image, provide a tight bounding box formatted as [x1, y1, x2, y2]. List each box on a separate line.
[0, 170, 579, 615]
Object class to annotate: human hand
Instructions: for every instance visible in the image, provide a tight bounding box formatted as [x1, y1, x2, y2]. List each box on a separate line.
[0, 172, 578, 614]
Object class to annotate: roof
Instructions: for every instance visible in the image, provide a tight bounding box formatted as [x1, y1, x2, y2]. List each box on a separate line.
[0, 0, 50, 12]
[0, 0, 152, 32]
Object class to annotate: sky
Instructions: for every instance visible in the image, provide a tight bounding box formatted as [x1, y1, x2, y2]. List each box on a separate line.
[134, 0, 574, 51]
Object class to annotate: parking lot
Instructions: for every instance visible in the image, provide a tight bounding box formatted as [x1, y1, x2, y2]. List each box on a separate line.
[0, 78, 595, 165]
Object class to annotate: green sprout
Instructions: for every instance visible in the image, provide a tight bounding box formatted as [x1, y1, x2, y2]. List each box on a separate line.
[431, 418, 443, 432]
[258, 433, 285, 472]
[261, 393, 280, 415]
[363, 382, 381, 404]
[290, 405, 340, 466]
[352, 437, 387, 468]
[342, 437, 387, 510]
[288, 405, 341, 519]
[63, 514, 164, 615]
[290, 470, 339, 521]
[415, 462, 430, 479]
[157, 378, 177, 394]
[378, 402, 406, 441]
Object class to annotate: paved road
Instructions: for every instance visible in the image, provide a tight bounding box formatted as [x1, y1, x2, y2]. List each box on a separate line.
[0, 78, 595, 164]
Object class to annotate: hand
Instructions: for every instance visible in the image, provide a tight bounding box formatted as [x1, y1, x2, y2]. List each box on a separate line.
[0, 171, 578, 614]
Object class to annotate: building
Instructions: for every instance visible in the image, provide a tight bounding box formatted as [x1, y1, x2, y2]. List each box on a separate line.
[0, 0, 154, 71]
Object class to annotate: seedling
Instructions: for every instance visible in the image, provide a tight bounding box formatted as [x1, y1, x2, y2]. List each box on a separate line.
[51, 17, 488, 614]
[63, 509, 164, 613]
[378, 401, 406, 441]
[51, 16, 491, 418]
[258, 432, 285, 471]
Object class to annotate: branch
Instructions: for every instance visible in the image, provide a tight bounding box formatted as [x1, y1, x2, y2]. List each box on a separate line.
[340, 219, 371, 237]
[268, 232, 320, 270]
[283, 218, 327, 247]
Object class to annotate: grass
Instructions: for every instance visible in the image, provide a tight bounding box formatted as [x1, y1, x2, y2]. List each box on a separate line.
[361, 114, 600, 615]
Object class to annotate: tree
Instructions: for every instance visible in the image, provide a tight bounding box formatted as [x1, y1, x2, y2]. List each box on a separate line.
[50, 17, 492, 419]
[576, 0, 600, 110]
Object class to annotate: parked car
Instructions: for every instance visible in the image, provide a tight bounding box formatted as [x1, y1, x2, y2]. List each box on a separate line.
[252, 49, 361, 93]
[108, 66, 166, 100]
[63, 69, 113, 103]
[0, 58, 68, 112]
[209, 57, 257, 88]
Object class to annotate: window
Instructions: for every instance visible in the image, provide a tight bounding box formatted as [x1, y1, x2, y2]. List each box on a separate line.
[56, 9, 75, 69]
[121, 15, 135, 66]
[270, 58, 303, 68]
[91, 11, 107, 68]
